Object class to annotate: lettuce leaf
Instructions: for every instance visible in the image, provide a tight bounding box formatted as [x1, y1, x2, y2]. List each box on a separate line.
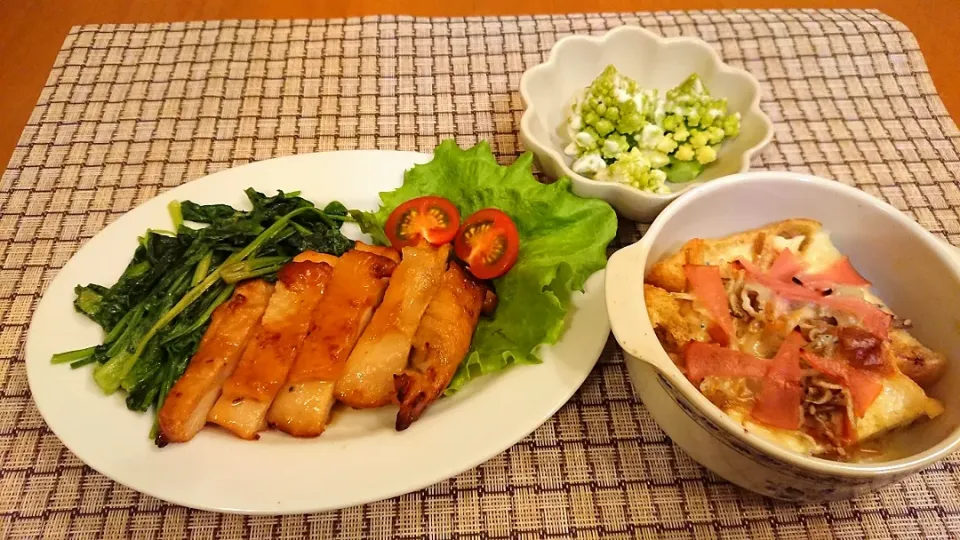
[354, 140, 618, 392]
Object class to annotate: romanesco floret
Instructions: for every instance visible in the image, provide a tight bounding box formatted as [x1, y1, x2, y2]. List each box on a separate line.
[571, 151, 607, 176]
[601, 133, 629, 159]
[695, 145, 718, 165]
[660, 73, 741, 157]
[564, 68, 742, 191]
[594, 147, 669, 193]
[655, 136, 678, 154]
[688, 130, 710, 149]
[722, 113, 741, 137]
[571, 65, 649, 139]
[674, 144, 695, 162]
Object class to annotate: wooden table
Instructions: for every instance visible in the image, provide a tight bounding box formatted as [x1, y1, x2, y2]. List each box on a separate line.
[1, 0, 957, 170]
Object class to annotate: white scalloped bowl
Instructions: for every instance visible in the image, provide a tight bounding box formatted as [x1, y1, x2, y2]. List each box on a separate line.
[519, 26, 773, 222]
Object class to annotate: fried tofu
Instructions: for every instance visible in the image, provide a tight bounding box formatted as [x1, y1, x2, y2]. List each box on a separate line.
[647, 219, 823, 292]
[157, 280, 274, 443]
[643, 284, 710, 352]
[854, 371, 944, 442]
[336, 243, 450, 409]
[886, 328, 948, 388]
[266, 249, 397, 437]
[712, 370, 943, 456]
[646, 219, 949, 460]
[206, 261, 334, 440]
[395, 263, 489, 430]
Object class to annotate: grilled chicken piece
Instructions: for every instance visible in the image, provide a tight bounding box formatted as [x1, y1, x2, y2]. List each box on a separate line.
[354, 241, 401, 263]
[293, 250, 339, 266]
[266, 249, 397, 436]
[157, 280, 274, 443]
[206, 261, 334, 440]
[395, 263, 492, 430]
[336, 243, 450, 409]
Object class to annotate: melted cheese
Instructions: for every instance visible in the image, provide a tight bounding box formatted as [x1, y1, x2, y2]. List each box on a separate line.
[721, 370, 943, 457]
[855, 372, 944, 442]
[798, 231, 842, 273]
[769, 234, 805, 255]
[726, 408, 826, 455]
[702, 242, 755, 267]
[769, 231, 842, 274]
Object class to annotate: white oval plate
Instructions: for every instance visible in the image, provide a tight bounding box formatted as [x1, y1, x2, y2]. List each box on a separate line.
[24, 151, 610, 515]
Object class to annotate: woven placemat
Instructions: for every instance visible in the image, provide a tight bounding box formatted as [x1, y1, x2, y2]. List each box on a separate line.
[2, 9, 959, 540]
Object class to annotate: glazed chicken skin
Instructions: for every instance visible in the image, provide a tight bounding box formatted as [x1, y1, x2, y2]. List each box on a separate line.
[336, 243, 450, 409]
[266, 248, 398, 437]
[157, 280, 274, 443]
[394, 262, 492, 430]
[206, 261, 334, 440]
[353, 241, 402, 263]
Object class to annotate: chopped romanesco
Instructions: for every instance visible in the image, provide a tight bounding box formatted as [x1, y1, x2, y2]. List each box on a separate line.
[674, 144, 695, 162]
[695, 145, 718, 165]
[595, 148, 669, 193]
[564, 66, 742, 191]
[601, 134, 629, 159]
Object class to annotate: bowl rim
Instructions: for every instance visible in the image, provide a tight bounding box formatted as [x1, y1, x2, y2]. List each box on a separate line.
[519, 24, 774, 201]
[610, 170, 960, 477]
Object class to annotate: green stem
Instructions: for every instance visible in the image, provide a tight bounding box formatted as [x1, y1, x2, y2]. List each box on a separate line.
[168, 200, 183, 230]
[223, 263, 287, 283]
[290, 221, 312, 236]
[221, 256, 289, 284]
[126, 207, 313, 370]
[191, 251, 213, 286]
[103, 309, 133, 344]
[160, 284, 235, 345]
[103, 304, 145, 358]
[51, 346, 96, 364]
[270, 227, 296, 246]
[70, 357, 98, 369]
[227, 207, 313, 264]
[315, 212, 336, 229]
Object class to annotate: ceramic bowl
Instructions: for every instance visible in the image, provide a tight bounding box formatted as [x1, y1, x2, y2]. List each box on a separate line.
[605, 171, 960, 501]
[519, 25, 773, 222]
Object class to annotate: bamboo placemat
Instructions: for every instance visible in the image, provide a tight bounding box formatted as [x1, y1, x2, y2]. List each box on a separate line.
[2, 9, 959, 540]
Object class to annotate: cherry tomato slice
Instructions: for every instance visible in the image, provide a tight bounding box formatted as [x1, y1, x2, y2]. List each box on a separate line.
[454, 208, 520, 280]
[384, 196, 460, 248]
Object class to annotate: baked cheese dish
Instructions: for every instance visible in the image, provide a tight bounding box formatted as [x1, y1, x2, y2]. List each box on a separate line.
[645, 219, 946, 461]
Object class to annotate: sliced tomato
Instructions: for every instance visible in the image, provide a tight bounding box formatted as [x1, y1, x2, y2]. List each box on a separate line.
[683, 265, 735, 347]
[683, 342, 769, 385]
[384, 196, 460, 248]
[454, 208, 520, 280]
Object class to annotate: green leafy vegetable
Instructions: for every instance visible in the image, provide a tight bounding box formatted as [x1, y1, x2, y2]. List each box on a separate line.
[56, 189, 356, 440]
[354, 140, 617, 392]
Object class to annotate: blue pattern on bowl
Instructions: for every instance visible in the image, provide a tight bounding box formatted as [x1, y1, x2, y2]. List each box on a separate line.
[655, 374, 906, 500]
